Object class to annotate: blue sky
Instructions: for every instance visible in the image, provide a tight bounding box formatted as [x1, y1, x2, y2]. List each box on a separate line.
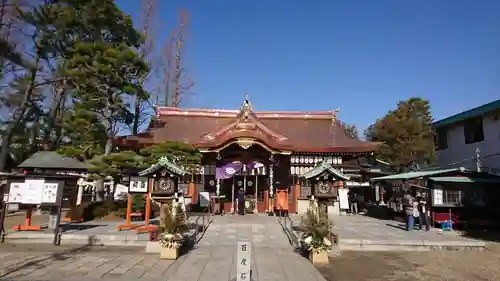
[116, 0, 500, 133]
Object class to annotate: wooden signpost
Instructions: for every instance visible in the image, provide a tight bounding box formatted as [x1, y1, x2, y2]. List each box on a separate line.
[237, 241, 251, 281]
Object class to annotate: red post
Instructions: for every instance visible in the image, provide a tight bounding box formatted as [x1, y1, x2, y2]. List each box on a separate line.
[144, 192, 151, 225]
[25, 208, 32, 226]
[117, 193, 138, 231]
[136, 178, 157, 233]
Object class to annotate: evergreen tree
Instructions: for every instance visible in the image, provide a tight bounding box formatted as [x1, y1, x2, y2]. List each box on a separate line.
[368, 97, 435, 172]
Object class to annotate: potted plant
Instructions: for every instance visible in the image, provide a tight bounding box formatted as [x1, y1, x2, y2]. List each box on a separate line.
[300, 201, 336, 264]
[158, 203, 185, 260]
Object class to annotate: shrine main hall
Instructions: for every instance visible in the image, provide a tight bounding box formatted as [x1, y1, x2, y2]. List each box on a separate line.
[116, 98, 379, 214]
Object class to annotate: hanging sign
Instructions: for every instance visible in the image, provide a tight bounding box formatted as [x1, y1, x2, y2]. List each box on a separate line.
[129, 176, 149, 193]
[237, 241, 251, 281]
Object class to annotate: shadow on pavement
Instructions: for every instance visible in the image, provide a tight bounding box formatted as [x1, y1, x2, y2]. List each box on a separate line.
[60, 224, 106, 232]
[0, 244, 94, 279]
[385, 223, 407, 231]
[461, 229, 500, 243]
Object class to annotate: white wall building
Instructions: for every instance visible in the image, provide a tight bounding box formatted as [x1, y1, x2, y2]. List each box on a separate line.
[433, 99, 500, 174]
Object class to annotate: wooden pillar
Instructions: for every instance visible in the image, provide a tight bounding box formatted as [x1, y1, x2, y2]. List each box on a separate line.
[189, 182, 197, 205]
[264, 190, 269, 213]
[294, 179, 300, 213]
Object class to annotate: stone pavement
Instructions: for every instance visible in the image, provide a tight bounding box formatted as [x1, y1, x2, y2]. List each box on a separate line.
[0, 215, 326, 281]
[290, 214, 486, 251]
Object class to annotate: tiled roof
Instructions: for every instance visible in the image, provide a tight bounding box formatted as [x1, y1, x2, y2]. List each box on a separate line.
[117, 104, 379, 153]
[18, 151, 88, 170]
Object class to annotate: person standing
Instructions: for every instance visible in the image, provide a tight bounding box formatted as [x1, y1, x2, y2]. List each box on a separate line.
[348, 189, 358, 215]
[403, 191, 415, 231]
[237, 187, 245, 215]
[417, 194, 430, 231]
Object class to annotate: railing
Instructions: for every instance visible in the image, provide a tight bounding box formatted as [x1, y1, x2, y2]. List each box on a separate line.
[192, 213, 213, 244]
[148, 211, 213, 245]
[277, 205, 300, 249]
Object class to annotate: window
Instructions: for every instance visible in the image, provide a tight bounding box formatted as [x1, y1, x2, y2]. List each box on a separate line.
[432, 188, 463, 206]
[435, 129, 448, 150]
[444, 189, 462, 205]
[463, 117, 484, 144]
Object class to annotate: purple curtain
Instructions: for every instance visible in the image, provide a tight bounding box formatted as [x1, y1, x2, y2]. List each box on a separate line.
[216, 162, 243, 179]
[216, 161, 265, 179]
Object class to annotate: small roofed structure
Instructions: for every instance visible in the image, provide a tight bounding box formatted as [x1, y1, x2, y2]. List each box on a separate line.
[138, 157, 188, 230]
[18, 151, 88, 173]
[297, 161, 351, 217]
[371, 167, 500, 229]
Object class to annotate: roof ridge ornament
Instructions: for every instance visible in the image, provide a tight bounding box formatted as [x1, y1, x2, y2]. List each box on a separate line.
[331, 108, 340, 124]
[240, 93, 253, 111]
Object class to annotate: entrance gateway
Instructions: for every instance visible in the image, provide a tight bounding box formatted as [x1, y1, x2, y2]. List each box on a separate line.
[115, 96, 379, 214]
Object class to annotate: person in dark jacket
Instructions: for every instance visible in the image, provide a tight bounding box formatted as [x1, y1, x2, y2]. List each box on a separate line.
[237, 188, 245, 215]
[417, 193, 430, 231]
[348, 189, 358, 215]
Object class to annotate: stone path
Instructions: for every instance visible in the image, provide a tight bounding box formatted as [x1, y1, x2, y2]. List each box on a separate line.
[0, 215, 326, 281]
[198, 215, 291, 248]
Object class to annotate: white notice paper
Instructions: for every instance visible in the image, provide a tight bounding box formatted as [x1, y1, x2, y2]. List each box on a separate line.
[338, 188, 349, 210]
[237, 241, 251, 281]
[23, 179, 45, 204]
[129, 177, 149, 193]
[41, 183, 60, 204]
[7, 182, 24, 203]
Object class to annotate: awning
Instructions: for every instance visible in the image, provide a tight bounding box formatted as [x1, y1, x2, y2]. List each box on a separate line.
[429, 176, 500, 184]
[370, 167, 467, 181]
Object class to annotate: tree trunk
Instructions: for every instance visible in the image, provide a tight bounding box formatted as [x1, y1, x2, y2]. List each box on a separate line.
[44, 84, 65, 150]
[132, 98, 141, 135]
[0, 49, 41, 171]
[94, 137, 114, 202]
[29, 119, 39, 153]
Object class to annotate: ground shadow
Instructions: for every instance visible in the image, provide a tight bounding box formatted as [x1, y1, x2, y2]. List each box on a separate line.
[460, 228, 500, 243]
[385, 223, 407, 231]
[60, 224, 106, 232]
[0, 244, 94, 279]
[363, 207, 406, 223]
